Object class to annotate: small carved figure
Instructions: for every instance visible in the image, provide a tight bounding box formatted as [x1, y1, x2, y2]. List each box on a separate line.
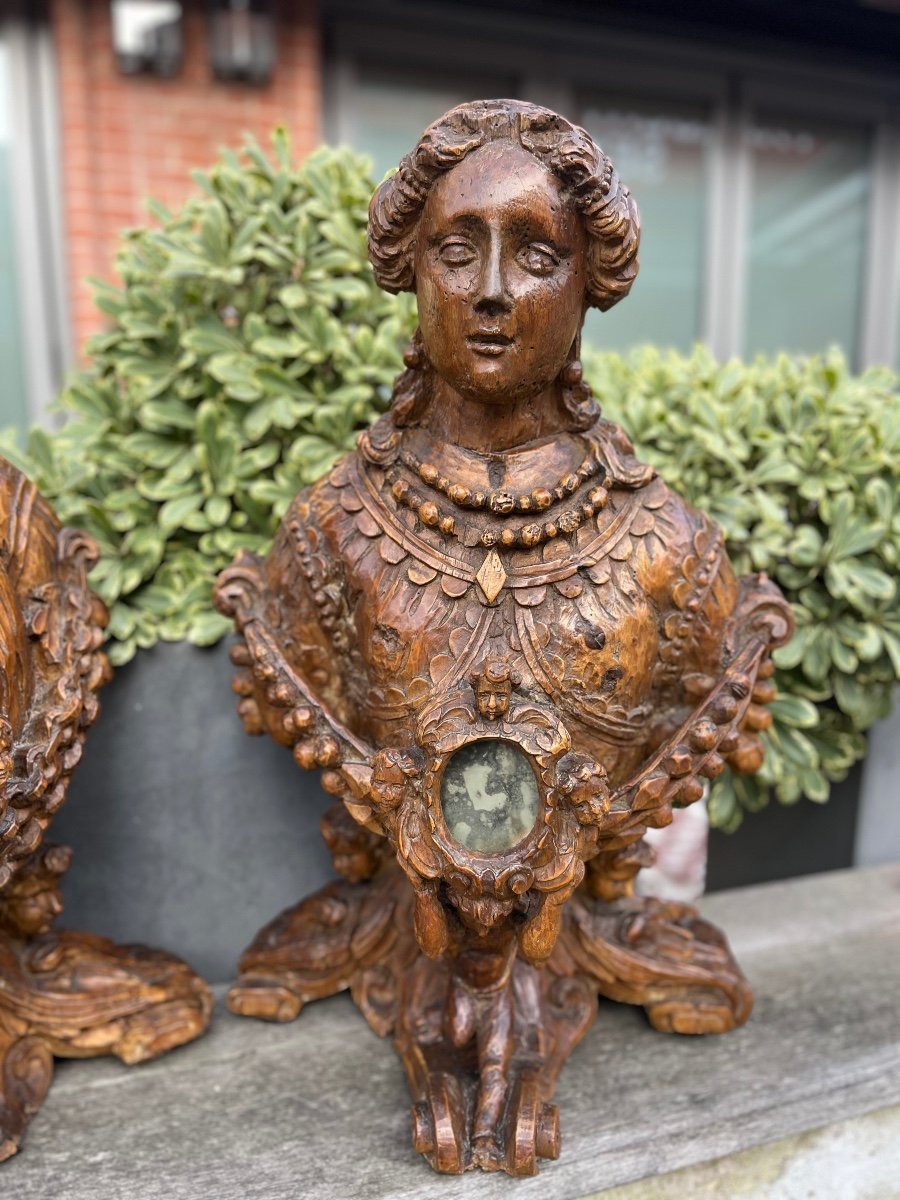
[0, 459, 211, 1162]
[471, 657, 520, 720]
[217, 100, 792, 1175]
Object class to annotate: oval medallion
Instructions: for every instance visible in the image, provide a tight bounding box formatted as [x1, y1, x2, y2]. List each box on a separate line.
[440, 739, 539, 854]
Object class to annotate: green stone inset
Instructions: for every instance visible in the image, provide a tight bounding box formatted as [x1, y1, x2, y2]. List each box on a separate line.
[440, 739, 540, 854]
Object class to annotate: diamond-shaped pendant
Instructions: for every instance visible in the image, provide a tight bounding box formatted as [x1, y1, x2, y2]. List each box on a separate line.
[475, 550, 507, 603]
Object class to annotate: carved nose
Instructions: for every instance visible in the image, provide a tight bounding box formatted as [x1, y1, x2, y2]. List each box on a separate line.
[475, 238, 511, 314]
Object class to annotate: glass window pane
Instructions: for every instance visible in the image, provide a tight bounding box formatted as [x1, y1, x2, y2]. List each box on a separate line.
[0, 37, 28, 435]
[350, 68, 514, 183]
[579, 97, 712, 353]
[745, 115, 872, 362]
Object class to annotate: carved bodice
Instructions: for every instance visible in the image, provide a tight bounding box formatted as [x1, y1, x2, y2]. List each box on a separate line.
[262, 418, 740, 788]
[219, 400, 790, 987]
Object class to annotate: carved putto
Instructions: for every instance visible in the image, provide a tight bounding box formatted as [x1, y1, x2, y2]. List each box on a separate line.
[0, 459, 211, 1161]
[217, 99, 792, 1176]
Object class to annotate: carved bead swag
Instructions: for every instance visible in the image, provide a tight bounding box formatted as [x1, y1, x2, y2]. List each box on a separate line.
[217, 100, 793, 1177]
[0, 461, 212, 1162]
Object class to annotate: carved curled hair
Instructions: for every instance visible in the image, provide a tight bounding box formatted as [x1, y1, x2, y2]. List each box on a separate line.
[367, 99, 640, 312]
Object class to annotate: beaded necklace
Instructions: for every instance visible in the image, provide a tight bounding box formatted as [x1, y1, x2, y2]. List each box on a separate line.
[382, 441, 612, 549]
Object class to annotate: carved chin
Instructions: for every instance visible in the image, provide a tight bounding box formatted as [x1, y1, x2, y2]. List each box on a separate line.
[426, 347, 556, 405]
[456, 367, 556, 406]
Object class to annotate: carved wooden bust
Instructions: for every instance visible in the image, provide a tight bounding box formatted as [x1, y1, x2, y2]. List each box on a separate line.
[217, 100, 792, 1176]
[0, 459, 211, 1161]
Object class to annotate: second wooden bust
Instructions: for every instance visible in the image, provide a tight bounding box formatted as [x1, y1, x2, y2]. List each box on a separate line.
[0, 459, 212, 1160]
[216, 99, 792, 1176]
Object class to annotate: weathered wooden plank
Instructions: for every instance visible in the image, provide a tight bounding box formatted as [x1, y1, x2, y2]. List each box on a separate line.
[3, 865, 899, 1199]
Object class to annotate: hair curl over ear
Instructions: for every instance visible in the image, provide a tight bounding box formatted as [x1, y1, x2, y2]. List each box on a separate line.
[367, 98, 640, 312]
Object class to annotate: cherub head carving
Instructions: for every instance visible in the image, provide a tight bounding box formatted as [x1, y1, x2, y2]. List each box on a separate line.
[370, 746, 423, 817]
[470, 657, 521, 721]
[555, 751, 611, 827]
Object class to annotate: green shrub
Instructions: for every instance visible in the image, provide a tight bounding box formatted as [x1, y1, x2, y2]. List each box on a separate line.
[4, 132, 898, 828]
[3, 130, 414, 662]
[587, 344, 900, 829]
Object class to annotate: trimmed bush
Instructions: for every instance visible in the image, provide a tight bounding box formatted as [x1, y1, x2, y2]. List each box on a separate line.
[588, 345, 900, 829]
[4, 132, 898, 828]
[3, 131, 414, 662]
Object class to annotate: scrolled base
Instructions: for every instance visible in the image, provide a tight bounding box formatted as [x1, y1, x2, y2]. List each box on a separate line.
[230, 867, 751, 1176]
[562, 892, 753, 1034]
[0, 929, 212, 1161]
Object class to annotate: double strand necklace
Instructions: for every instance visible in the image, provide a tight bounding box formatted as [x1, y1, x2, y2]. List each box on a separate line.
[383, 438, 612, 549]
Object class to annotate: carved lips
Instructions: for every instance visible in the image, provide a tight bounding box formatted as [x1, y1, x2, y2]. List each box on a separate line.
[466, 328, 514, 357]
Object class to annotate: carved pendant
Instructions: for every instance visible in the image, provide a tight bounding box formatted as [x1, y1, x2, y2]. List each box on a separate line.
[475, 550, 507, 603]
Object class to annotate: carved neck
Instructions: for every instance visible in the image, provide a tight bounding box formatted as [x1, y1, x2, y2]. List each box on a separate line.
[421, 376, 582, 454]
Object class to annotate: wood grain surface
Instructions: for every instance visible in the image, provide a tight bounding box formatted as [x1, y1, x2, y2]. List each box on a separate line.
[0, 459, 212, 1161]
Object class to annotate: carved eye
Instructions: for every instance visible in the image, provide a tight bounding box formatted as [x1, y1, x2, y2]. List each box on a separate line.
[518, 243, 559, 276]
[438, 238, 477, 267]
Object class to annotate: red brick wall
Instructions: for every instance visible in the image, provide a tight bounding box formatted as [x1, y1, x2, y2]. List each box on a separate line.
[51, 0, 321, 355]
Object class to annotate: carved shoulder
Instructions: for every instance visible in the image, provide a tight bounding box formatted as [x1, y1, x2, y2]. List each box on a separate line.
[217, 454, 364, 743]
[625, 479, 791, 737]
[626, 481, 739, 694]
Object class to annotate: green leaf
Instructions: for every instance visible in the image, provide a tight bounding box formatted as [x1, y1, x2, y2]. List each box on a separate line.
[788, 525, 824, 567]
[833, 672, 891, 729]
[769, 695, 819, 728]
[121, 432, 184, 469]
[707, 776, 740, 830]
[187, 608, 232, 646]
[159, 493, 204, 532]
[850, 624, 882, 662]
[181, 318, 243, 358]
[847, 562, 895, 602]
[799, 768, 830, 803]
[205, 495, 231, 526]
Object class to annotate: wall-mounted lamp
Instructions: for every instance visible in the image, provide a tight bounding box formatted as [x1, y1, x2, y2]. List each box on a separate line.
[111, 0, 184, 77]
[209, 0, 276, 86]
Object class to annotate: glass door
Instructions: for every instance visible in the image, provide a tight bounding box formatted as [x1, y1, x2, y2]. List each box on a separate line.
[348, 66, 515, 183]
[579, 96, 713, 353]
[744, 113, 872, 361]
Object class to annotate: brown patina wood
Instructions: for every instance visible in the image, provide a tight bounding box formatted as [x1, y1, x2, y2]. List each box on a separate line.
[216, 100, 793, 1176]
[0, 460, 212, 1162]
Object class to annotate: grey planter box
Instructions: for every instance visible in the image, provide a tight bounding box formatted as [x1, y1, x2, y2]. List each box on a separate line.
[54, 640, 335, 983]
[706, 762, 862, 892]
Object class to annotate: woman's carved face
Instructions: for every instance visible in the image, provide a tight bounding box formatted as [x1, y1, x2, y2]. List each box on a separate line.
[414, 141, 588, 406]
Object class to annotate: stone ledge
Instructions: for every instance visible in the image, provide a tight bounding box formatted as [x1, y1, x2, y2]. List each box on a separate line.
[4, 865, 900, 1199]
[588, 1105, 900, 1200]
